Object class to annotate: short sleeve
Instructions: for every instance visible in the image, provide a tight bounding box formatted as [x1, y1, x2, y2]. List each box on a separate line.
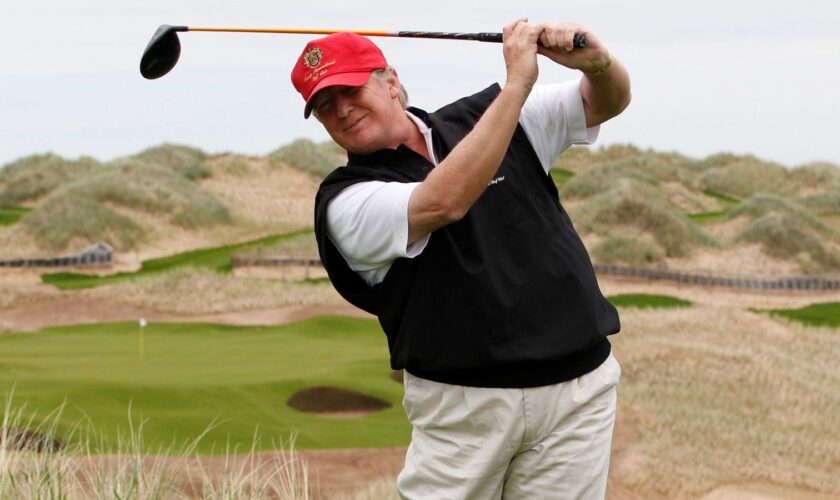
[519, 79, 600, 173]
[326, 180, 430, 274]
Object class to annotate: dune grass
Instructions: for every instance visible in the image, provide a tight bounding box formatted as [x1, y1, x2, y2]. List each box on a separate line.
[761, 302, 840, 328]
[42, 229, 311, 290]
[0, 154, 102, 206]
[131, 143, 210, 180]
[607, 293, 692, 309]
[21, 160, 231, 251]
[1, 397, 314, 499]
[700, 156, 792, 199]
[269, 139, 344, 177]
[573, 179, 715, 258]
[0, 316, 408, 454]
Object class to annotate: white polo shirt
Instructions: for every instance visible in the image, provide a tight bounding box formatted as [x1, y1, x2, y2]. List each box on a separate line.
[326, 80, 598, 285]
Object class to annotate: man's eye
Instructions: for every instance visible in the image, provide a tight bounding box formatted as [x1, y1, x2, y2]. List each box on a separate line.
[316, 99, 333, 111]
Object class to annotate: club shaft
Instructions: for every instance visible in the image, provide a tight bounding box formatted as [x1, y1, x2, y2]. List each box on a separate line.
[184, 27, 585, 46]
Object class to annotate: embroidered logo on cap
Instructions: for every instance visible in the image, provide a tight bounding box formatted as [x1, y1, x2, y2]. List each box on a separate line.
[303, 46, 323, 69]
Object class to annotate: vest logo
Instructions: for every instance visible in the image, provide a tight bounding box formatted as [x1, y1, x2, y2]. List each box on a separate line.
[487, 176, 506, 187]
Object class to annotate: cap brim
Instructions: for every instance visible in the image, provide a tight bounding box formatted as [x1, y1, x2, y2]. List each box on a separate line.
[304, 71, 374, 118]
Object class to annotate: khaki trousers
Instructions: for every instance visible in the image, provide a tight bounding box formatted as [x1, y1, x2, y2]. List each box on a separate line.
[397, 354, 620, 500]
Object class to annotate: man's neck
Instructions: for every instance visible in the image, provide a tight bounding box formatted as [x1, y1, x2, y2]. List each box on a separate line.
[395, 111, 431, 163]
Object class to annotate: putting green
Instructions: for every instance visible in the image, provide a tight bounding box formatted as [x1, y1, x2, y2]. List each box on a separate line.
[0, 316, 409, 453]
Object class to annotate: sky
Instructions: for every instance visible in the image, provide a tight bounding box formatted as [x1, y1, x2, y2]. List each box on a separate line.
[2, 0, 839, 169]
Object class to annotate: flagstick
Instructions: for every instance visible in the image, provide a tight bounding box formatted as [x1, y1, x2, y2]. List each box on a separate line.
[139, 318, 148, 362]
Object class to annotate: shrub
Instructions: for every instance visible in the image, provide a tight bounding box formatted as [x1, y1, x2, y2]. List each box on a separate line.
[0, 154, 101, 206]
[131, 143, 211, 180]
[269, 139, 343, 177]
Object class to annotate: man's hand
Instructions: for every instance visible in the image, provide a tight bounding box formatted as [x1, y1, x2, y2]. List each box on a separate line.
[536, 22, 631, 127]
[536, 23, 611, 75]
[502, 19, 541, 92]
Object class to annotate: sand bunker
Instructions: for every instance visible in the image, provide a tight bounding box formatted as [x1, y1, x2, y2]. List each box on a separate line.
[287, 386, 391, 418]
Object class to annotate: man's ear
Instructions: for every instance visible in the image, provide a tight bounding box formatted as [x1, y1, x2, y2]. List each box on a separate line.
[387, 68, 401, 98]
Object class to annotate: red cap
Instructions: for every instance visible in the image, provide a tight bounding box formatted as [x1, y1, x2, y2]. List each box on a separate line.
[291, 32, 388, 118]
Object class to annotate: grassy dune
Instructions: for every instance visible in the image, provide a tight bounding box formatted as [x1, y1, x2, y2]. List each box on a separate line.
[612, 304, 840, 497]
[0, 316, 408, 453]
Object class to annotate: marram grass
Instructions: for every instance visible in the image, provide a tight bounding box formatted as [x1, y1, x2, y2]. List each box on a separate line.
[1, 392, 313, 499]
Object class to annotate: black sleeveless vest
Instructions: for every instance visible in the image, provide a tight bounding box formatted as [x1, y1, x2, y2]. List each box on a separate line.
[314, 84, 619, 388]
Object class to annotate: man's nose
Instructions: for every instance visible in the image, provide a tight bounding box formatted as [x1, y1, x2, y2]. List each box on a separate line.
[335, 94, 353, 118]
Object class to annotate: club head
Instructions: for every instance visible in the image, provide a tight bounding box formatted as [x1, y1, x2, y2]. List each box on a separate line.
[140, 25, 187, 79]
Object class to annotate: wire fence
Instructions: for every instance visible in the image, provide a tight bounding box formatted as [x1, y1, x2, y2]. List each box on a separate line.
[0, 242, 112, 268]
[593, 263, 840, 291]
[233, 256, 840, 292]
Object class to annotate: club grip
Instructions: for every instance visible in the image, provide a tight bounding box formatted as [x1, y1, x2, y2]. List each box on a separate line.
[477, 32, 587, 48]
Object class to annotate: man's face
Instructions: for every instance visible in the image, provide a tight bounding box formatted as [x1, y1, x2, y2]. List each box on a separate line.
[311, 71, 403, 155]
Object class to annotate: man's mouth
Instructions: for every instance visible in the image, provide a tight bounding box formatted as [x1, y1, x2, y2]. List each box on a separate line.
[343, 114, 367, 132]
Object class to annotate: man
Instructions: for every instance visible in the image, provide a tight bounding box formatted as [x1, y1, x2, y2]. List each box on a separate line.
[291, 19, 630, 499]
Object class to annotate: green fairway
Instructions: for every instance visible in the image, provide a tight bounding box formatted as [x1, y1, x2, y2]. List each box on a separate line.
[550, 167, 575, 188]
[0, 206, 30, 226]
[41, 229, 312, 290]
[0, 316, 409, 453]
[763, 302, 840, 328]
[608, 293, 693, 309]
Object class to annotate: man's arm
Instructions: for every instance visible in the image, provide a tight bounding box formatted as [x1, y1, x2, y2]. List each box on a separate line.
[536, 23, 631, 127]
[406, 19, 541, 245]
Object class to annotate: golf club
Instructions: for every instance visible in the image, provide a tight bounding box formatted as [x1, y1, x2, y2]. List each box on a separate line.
[140, 25, 587, 79]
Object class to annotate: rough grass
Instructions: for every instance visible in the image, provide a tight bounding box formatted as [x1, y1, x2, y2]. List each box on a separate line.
[81, 267, 342, 314]
[611, 304, 840, 497]
[21, 160, 230, 251]
[0, 317, 409, 453]
[269, 139, 344, 177]
[131, 143, 211, 180]
[0, 153, 101, 206]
